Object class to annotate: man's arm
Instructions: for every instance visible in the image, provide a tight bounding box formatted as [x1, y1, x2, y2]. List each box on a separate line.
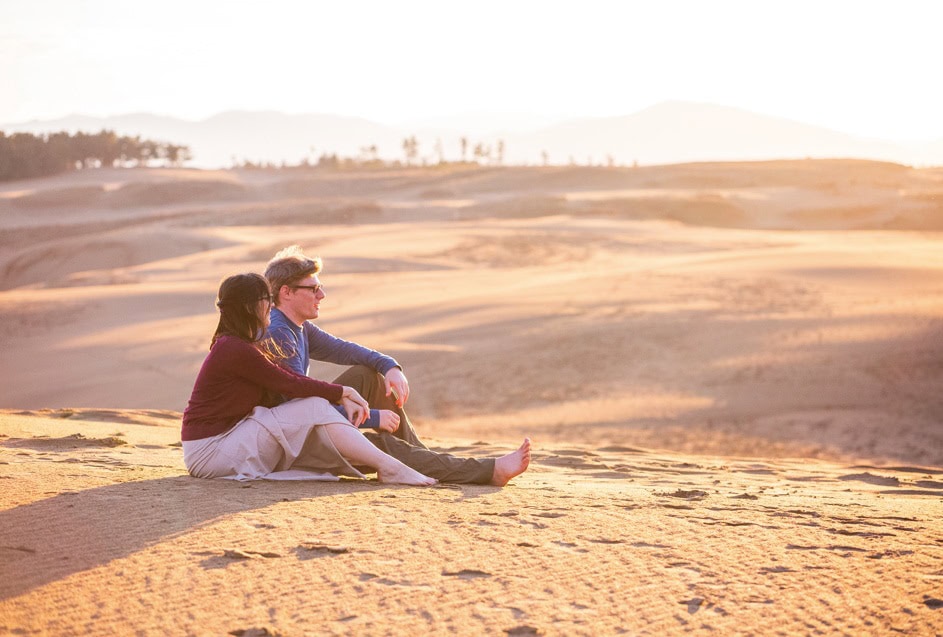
[305, 323, 400, 375]
[305, 323, 409, 406]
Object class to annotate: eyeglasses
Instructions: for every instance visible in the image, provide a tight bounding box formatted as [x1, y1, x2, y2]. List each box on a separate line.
[259, 294, 273, 303]
[292, 284, 323, 294]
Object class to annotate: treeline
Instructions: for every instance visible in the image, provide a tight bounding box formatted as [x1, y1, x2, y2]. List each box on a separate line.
[0, 130, 191, 182]
[234, 136, 513, 170]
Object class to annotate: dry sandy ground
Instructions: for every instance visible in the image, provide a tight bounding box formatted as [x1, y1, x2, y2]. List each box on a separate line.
[2, 409, 942, 636]
[1, 161, 942, 634]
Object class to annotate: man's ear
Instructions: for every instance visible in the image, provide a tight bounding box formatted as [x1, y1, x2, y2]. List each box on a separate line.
[276, 284, 291, 304]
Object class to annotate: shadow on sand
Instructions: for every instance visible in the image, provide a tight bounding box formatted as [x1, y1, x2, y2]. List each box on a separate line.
[0, 475, 382, 600]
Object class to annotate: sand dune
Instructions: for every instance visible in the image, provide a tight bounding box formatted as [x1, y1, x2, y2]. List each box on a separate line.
[1, 161, 942, 634]
[1, 162, 941, 466]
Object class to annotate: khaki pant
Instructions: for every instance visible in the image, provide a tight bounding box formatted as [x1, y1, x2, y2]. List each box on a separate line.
[332, 365, 495, 484]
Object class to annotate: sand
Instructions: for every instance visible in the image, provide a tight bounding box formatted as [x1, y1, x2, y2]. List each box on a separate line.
[1, 161, 942, 634]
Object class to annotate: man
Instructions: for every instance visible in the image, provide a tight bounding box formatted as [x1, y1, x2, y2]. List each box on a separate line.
[263, 245, 529, 486]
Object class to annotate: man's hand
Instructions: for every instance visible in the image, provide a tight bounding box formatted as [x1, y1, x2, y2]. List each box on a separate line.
[340, 386, 369, 427]
[377, 410, 400, 433]
[383, 367, 410, 408]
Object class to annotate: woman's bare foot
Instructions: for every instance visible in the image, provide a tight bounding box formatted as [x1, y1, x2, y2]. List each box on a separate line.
[491, 438, 531, 486]
[377, 462, 437, 486]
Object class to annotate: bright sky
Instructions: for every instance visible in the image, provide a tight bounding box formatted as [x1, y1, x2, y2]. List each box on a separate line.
[3, 0, 942, 141]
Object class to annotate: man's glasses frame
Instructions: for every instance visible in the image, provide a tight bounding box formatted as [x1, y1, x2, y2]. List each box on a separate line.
[292, 284, 323, 294]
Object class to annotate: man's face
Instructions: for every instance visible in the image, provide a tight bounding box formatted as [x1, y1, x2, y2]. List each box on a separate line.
[281, 273, 325, 321]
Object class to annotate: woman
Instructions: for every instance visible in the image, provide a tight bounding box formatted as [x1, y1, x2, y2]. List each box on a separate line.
[181, 273, 436, 485]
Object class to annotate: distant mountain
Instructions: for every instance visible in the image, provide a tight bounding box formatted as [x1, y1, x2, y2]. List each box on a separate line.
[3, 102, 941, 168]
[505, 101, 942, 167]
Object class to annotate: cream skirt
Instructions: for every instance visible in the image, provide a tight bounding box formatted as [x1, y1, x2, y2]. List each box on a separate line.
[182, 397, 366, 481]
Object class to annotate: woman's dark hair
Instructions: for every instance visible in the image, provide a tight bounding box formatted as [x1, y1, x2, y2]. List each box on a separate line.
[210, 273, 272, 348]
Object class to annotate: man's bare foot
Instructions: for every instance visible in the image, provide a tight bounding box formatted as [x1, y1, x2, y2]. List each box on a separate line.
[377, 463, 437, 486]
[491, 438, 531, 486]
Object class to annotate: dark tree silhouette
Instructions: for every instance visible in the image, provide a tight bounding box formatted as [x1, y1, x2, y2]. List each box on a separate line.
[402, 136, 419, 166]
[0, 129, 192, 181]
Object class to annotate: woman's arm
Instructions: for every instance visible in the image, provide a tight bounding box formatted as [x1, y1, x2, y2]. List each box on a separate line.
[221, 336, 344, 402]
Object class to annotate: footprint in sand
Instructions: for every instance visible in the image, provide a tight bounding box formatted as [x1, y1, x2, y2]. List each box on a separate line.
[632, 541, 672, 549]
[656, 489, 709, 500]
[442, 568, 492, 580]
[505, 625, 542, 635]
[3, 433, 127, 450]
[867, 549, 915, 559]
[196, 548, 281, 570]
[222, 549, 281, 559]
[294, 542, 350, 560]
[229, 628, 283, 637]
[552, 540, 588, 553]
[363, 575, 432, 589]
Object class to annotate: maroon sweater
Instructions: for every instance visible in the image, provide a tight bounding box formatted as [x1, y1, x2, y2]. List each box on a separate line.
[181, 334, 344, 441]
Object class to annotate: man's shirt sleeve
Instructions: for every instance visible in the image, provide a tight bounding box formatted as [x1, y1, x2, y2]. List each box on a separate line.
[305, 323, 400, 375]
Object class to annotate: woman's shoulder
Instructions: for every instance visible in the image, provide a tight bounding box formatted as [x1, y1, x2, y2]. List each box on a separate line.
[210, 334, 260, 359]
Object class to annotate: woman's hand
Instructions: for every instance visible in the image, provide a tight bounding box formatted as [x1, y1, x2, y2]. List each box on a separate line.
[340, 386, 369, 427]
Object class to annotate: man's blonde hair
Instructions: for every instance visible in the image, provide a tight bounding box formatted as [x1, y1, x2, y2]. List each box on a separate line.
[264, 245, 322, 304]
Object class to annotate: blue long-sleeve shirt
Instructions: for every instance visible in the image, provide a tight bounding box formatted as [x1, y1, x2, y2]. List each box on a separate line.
[266, 307, 400, 377]
[265, 307, 400, 429]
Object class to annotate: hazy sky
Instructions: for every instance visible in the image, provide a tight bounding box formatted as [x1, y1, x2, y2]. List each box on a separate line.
[3, 0, 942, 140]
